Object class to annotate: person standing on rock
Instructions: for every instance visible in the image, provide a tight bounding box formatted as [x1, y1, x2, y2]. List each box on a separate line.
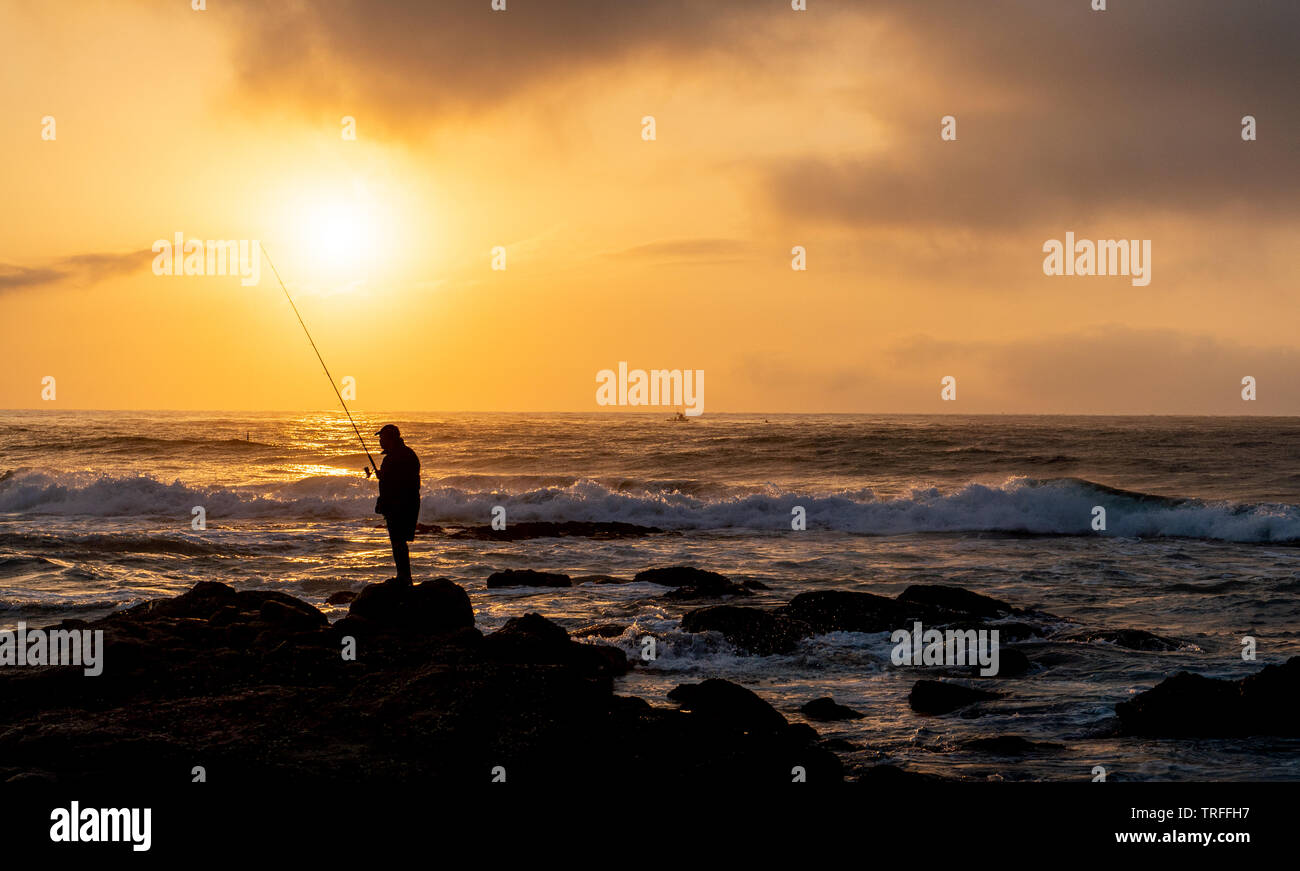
[373, 424, 421, 583]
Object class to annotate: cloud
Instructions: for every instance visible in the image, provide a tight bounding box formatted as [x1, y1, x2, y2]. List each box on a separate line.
[224, 0, 759, 126]
[609, 238, 748, 263]
[0, 249, 152, 295]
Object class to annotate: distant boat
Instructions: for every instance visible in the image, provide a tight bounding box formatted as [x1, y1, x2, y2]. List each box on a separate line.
[667, 409, 690, 422]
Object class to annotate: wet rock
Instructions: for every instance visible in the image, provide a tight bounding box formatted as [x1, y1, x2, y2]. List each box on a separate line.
[259, 599, 327, 632]
[1115, 657, 1300, 737]
[325, 590, 357, 605]
[908, 680, 1002, 715]
[348, 577, 475, 633]
[636, 566, 729, 588]
[486, 569, 572, 588]
[571, 622, 627, 639]
[484, 613, 628, 677]
[776, 590, 904, 633]
[668, 678, 789, 734]
[680, 605, 810, 655]
[897, 585, 1012, 618]
[637, 566, 751, 599]
[800, 697, 865, 721]
[967, 647, 1034, 678]
[0, 580, 848, 785]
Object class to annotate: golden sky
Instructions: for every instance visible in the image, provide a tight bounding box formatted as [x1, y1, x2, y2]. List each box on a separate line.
[2, 0, 1298, 413]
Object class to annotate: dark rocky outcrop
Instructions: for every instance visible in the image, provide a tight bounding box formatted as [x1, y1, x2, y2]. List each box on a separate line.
[486, 569, 572, 589]
[969, 647, 1033, 678]
[679, 605, 810, 655]
[666, 679, 843, 781]
[0, 579, 841, 785]
[775, 590, 904, 634]
[896, 584, 1013, 619]
[341, 577, 475, 634]
[637, 566, 751, 599]
[325, 590, 357, 605]
[908, 680, 1002, 715]
[1115, 657, 1300, 737]
[800, 697, 865, 721]
[570, 622, 628, 639]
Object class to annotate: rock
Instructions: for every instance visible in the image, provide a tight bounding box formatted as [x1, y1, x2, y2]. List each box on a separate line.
[571, 622, 627, 639]
[800, 697, 865, 721]
[969, 647, 1033, 678]
[1067, 629, 1185, 651]
[636, 566, 750, 599]
[896, 585, 1012, 618]
[259, 598, 327, 632]
[483, 613, 628, 677]
[776, 590, 904, 634]
[680, 606, 810, 655]
[962, 736, 1064, 754]
[636, 566, 729, 588]
[908, 680, 1001, 715]
[0, 581, 849, 785]
[325, 590, 357, 605]
[1116, 657, 1300, 737]
[348, 577, 475, 633]
[486, 569, 572, 588]
[667, 678, 790, 734]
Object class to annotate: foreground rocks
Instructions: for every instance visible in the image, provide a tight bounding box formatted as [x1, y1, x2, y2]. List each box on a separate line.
[800, 697, 865, 721]
[486, 569, 572, 589]
[635, 566, 753, 600]
[680, 584, 1031, 655]
[0, 578, 841, 785]
[908, 680, 1001, 715]
[1115, 657, 1300, 736]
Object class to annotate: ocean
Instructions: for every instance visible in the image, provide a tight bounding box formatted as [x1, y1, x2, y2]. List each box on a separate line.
[2, 410, 1298, 780]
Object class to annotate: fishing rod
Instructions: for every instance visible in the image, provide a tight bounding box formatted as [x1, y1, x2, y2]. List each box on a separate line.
[262, 245, 380, 478]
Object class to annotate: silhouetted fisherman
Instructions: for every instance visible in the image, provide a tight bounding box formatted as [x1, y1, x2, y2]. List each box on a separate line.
[373, 424, 421, 583]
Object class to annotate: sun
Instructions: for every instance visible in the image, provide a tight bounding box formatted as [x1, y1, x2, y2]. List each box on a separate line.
[282, 183, 391, 282]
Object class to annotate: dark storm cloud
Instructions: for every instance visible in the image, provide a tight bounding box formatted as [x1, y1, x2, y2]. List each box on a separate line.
[767, 0, 1300, 228]
[226, 0, 764, 121]
[0, 249, 151, 294]
[219, 0, 1300, 227]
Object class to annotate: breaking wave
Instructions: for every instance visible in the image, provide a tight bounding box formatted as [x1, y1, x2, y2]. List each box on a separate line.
[2, 471, 1298, 543]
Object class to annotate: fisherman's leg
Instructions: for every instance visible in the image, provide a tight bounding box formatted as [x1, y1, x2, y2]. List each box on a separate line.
[388, 524, 412, 581]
